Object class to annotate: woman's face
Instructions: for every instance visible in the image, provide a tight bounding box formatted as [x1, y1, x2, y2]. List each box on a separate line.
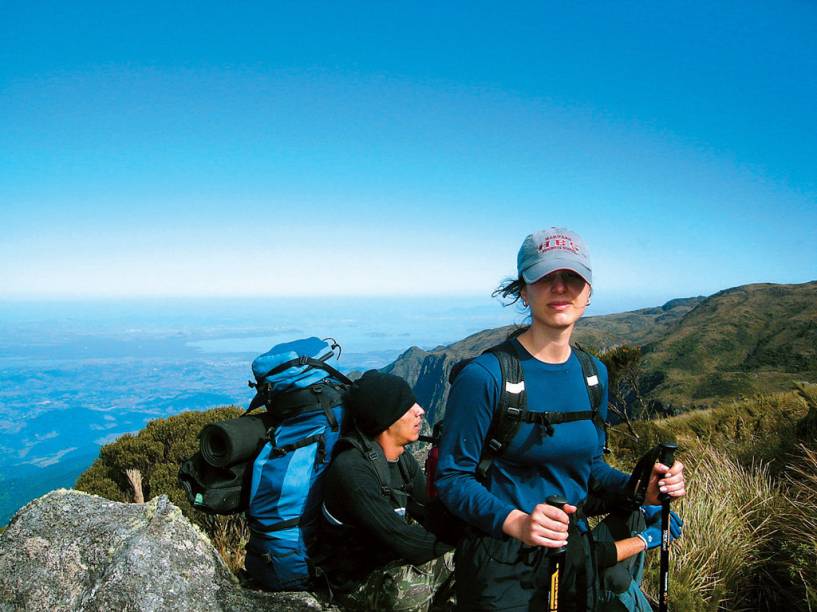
[520, 269, 591, 331]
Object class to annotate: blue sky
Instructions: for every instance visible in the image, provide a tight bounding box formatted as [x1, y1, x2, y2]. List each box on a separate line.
[2, 1, 815, 305]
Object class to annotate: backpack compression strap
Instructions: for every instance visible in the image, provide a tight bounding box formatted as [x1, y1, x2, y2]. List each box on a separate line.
[256, 356, 353, 387]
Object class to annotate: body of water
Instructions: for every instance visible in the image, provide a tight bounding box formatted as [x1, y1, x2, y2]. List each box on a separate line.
[0, 295, 528, 523]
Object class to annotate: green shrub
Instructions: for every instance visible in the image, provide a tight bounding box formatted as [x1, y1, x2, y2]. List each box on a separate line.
[75, 405, 249, 572]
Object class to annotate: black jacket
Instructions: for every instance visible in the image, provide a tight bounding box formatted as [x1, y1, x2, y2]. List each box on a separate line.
[311, 431, 451, 591]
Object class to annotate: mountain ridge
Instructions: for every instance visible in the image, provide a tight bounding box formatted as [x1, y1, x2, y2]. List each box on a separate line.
[385, 281, 817, 422]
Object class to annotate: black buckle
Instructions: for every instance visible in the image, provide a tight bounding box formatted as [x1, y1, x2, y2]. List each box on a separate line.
[506, 406, 522, 418]
[487, 438, 502, 452]
[367, 451, 379, 462]
[543, 418, 555, 437]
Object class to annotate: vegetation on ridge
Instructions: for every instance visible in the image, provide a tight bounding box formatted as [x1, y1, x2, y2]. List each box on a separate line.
[75, 405, 249, 572]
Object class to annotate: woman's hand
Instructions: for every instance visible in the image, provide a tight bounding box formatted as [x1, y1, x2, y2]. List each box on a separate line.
[502, 502, 576, 548]
[644, 460, 685, 506]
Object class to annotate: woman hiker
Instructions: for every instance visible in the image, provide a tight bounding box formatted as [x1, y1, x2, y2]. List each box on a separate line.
[435, 227, 686, 611]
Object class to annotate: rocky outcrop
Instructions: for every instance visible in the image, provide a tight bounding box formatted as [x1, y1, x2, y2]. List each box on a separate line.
[0, 489, 333, 611]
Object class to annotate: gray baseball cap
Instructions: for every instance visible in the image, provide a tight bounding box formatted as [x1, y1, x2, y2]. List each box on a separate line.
[517, 227, 592, 286]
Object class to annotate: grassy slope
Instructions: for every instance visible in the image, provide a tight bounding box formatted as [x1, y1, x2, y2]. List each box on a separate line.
[642, 281, 817, 407]
[605, 385, 817, 611]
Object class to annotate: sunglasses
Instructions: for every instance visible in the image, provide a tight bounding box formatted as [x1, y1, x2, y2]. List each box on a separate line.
[535, 270, 587, 289]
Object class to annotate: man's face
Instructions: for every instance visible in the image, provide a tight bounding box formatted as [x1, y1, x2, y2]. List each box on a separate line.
[385, 402, 425, 446]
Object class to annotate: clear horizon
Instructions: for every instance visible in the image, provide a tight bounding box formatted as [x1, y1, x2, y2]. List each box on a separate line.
[3, 2, 815, 300]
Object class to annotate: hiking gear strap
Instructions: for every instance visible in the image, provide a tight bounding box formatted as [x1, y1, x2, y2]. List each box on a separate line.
[245, 382, 344, 430]
[345, 431, 410, 507]
[245, 358, 352, 414]
[477, 339, 526, 481]
[256, 356, 353, 387]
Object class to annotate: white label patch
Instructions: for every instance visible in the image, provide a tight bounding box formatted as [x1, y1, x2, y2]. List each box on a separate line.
[586, 375, 599, 386]
[505, 381, 525, 394]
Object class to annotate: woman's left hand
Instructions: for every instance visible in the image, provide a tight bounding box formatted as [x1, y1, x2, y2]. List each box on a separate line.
[644, 460, 685, 505]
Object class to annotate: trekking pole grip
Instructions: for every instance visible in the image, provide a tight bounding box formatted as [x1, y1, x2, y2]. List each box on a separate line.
[657, 443, 677, 503]
[545, 495, 569, 612]
[545, 495, 569, 554]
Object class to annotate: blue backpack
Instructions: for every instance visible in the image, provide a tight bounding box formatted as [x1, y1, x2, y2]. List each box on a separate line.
[243, 337, 352, 591]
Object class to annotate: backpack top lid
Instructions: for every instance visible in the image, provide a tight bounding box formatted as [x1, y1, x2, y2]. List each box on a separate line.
[251, 337, 339, 393]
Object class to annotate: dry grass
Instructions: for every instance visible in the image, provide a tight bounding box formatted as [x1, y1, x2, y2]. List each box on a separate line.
[778, 444, 817, 611]
[641, 443, 783, 611]
[201, 513, 250, 574]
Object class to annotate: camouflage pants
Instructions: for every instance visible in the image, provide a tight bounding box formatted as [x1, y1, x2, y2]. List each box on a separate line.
[338, 552, 455, 611]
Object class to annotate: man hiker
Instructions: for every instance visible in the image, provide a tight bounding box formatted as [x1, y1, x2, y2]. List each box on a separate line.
[312, 370, 454, 611]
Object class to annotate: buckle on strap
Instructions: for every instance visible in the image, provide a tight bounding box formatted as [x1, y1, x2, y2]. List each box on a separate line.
[528, 412, 555, 436]
[506, 406, 522, 419]
[487, 438, 502, 453]
[540, 415, 555, 437]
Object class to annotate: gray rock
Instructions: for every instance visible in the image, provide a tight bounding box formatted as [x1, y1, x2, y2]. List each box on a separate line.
[0, 489, 336, 611]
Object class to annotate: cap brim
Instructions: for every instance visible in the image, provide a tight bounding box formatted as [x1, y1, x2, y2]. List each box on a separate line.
[521, 258, 592, 286]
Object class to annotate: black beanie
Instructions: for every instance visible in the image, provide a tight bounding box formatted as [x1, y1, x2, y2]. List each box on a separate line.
[345, 370, 417, 437]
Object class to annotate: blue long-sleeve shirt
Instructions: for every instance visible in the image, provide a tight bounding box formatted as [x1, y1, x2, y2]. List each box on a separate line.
[435, 340, 630, 538]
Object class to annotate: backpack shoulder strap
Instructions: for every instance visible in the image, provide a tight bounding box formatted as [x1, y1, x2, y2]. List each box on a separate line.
[345, 431, 406, 505]
[573, 346, 609, 456]
[476, 338, 527, 481]
[572, 346, 602, 414]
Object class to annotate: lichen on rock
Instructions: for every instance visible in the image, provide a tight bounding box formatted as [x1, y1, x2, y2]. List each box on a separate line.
[0, 489, 335, 611]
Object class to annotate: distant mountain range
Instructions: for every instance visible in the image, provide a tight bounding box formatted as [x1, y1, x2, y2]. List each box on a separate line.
[384, 281, 817, 423]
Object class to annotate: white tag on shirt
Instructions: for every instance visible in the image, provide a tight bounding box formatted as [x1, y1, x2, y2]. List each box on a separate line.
[505, 381, 525, 394]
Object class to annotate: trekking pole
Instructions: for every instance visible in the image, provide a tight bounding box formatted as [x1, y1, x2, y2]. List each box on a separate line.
[657, 443, 677, 612]
[545, 495, 569, 612]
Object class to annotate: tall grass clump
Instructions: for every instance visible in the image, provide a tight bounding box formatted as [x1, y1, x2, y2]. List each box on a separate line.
[778, 444, 817, 610]
[641, 443, 782, 611]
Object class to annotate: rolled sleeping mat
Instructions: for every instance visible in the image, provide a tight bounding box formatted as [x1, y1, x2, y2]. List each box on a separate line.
[200, 415, 267, 468]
